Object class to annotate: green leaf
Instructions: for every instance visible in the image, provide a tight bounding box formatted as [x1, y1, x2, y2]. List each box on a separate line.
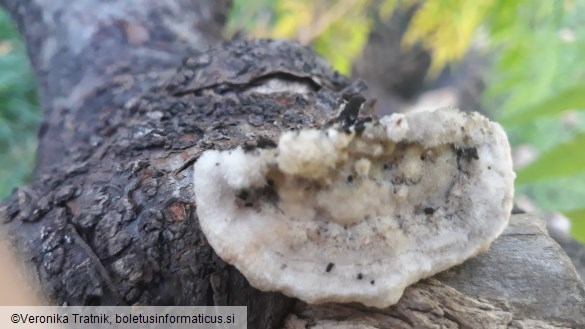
[501, 83, 585, 125]
[516, 132, 585, 184]
[565, 207, 585, 243]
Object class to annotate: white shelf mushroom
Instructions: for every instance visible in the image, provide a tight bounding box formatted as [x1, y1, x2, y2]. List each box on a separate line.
[193, 108, 515, 308]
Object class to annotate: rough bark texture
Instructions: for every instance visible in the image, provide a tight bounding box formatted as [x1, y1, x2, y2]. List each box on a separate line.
[0, 0, 230, 175]
[0, 34, 355, 326]
[0, 1, 584, 329]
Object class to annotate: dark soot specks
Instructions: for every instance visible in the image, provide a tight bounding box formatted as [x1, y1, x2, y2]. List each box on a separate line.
[326, 263, 335, 273]
[238, 190, 249, 200]
[456, 147, 479, 161]
[454, 146, 479, 173]
[256, 136, 277, 149]
[338, 93, 366, 129]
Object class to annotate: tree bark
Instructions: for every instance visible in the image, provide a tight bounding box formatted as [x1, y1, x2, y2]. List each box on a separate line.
[0, 1, 584, 329]
[0, 1, 352, 327]
[0, 0, 230, 175]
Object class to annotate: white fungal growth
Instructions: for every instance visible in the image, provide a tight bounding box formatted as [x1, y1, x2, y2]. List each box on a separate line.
[193, 108, 515, 308]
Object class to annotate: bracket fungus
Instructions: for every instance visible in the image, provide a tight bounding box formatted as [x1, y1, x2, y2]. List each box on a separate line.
[193, 108, 515, 308]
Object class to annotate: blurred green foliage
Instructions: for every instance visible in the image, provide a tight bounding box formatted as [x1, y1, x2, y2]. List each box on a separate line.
[0, 9, 39, 199]
[227, 0, 375, 74]
[482, 0, 585, 242]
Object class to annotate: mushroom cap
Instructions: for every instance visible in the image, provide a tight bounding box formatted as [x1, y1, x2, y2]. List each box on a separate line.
[193, 108, 514, 308]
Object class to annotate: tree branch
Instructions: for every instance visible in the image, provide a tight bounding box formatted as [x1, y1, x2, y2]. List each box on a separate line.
[0, 0, 231, 175]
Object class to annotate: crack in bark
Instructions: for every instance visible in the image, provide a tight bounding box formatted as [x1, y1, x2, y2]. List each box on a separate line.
[67, 224, 127, 305]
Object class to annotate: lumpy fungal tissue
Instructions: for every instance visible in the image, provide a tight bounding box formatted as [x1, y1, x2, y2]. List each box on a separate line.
[193, 108, 515, 308]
